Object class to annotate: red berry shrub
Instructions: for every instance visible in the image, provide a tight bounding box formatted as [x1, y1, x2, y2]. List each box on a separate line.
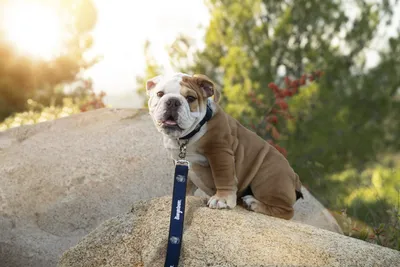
[78, 79, 107, 112]
[246, 71, 324, 157]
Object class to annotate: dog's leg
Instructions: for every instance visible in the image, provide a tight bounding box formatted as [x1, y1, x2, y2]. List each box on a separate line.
[241, 195, 294, 220]
[241, 147, 298, 220]
[203, 150, 238, 209]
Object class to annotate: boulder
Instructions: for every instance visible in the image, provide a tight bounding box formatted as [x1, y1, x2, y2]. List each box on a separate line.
[0, 108, 342, 267]
[58, 196, 400, 267]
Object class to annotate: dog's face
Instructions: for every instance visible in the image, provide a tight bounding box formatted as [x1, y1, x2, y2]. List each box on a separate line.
[146, 72, 219, 138]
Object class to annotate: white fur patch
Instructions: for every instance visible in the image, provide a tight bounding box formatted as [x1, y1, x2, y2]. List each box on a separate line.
[208, 198, 228, 209]
[208, 192, 237, 209]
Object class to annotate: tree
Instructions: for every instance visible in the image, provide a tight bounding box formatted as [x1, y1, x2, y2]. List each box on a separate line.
[135, 40, 163, 107]
[0, 0, 98, 121]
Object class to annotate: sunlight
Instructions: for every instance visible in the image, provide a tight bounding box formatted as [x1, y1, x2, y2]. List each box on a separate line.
[85, 0, 209, 99]
[1, 1, 63, 60]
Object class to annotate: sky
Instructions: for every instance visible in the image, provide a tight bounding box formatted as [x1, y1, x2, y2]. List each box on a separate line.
[85, 0, 210, 108]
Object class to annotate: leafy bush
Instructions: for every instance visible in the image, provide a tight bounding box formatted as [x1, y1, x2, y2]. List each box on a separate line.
[242, 70, 324, 157]
[0, 82, 106, 131]
[339, 203, 400, 251]
[0, 98, 80, 131]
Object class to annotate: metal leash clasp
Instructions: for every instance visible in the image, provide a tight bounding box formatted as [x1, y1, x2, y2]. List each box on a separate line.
[179, 143, 187, 159]
[177, 139, 189, 165]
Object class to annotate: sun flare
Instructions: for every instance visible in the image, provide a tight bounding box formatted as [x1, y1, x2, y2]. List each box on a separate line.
[1, 2, 63, 60]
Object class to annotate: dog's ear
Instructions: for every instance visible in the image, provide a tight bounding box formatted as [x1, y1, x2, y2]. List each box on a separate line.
[193, 74, 220, 102]
[146, 75, 162, 96]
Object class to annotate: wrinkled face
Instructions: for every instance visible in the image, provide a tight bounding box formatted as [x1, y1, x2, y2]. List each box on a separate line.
[146, 73, 218, 138]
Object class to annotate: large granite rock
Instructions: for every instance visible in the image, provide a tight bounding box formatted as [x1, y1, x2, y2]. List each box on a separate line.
[0, 108, 342, 267]
[58, 197, 400, 267]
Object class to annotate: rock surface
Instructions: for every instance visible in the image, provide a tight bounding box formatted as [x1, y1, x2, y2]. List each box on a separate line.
[58, 196, 400, 267]
[0, 108, 342, 267]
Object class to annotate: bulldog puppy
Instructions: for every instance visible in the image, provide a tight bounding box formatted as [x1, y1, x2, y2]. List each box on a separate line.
[146, 72, 303, 220]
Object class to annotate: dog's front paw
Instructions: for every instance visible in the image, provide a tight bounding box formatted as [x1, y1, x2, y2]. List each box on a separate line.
[207, 190, 237, 209]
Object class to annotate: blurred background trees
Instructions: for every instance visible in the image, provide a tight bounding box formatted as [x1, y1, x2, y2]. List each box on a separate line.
[1, 0, 399, 250]
[138, 0, 400, 248]
[0, 0, 104, 123]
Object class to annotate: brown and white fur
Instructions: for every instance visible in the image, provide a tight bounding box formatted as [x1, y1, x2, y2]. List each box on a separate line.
[146, 72, 302, 220]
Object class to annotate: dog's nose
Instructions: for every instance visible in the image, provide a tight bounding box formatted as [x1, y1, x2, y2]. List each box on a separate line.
[166, 98, 181, 108]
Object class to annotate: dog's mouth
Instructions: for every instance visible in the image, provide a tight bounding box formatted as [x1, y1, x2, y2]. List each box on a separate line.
[159, 116, 183, 130]
[163, 116, 177, 126]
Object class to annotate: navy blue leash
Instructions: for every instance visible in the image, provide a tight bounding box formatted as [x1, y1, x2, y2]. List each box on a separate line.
[164, 141, 189, 267]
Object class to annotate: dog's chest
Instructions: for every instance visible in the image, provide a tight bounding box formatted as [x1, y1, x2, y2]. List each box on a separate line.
[168, 147, 209, 166]
[186, 151, 209, 166]
[164, 139, 209, 166]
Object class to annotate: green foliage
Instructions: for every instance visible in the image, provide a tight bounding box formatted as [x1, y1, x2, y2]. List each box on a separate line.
[0, 0, 99, 121]
[244, 71, 324, 157]
[0, 98, 80, 131]
[0, 79, 107, 131]
[328, 155, 400, 221]
[339, 200, 400, 251]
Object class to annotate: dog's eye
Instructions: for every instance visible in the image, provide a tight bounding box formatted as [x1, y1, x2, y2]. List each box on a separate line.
[156, 92, 164, 97]
[186, 96, 197, 103]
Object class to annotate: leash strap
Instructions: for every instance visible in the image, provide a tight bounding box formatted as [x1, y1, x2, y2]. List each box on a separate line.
[164, 159, 189, 267]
